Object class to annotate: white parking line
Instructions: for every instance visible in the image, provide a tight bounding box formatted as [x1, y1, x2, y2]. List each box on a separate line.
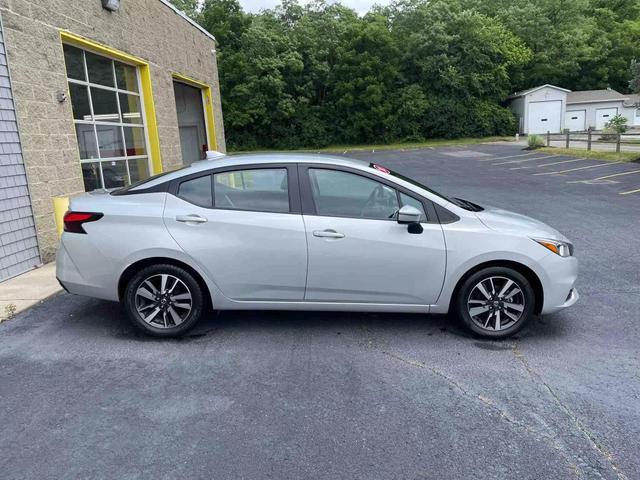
[478, 152, 538, 162]
[510, 157, 587, 170]
[532, 162, 623, 176]
[535, 158, 587, 167]
[568, 169, 640, 184]
[492, 155, 555, 166]
[620, 187, 640, 195]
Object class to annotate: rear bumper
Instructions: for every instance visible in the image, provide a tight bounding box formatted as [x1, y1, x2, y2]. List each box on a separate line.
[56, 240, 119, 302]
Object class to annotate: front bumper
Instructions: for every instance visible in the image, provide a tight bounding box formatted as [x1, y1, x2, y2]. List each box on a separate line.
[538, 254, 579, 314]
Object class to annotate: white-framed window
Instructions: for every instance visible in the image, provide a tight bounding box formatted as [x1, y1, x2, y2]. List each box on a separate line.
[636, 108, 640, 118]
[63, 44, 152, 191]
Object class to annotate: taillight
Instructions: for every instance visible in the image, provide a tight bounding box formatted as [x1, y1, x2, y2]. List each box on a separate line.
[63, 211, 103, 234]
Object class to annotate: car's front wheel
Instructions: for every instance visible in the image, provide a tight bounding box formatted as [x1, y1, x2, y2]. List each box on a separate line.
[124, 264, 205, 337]
[455, 266, 535, 339]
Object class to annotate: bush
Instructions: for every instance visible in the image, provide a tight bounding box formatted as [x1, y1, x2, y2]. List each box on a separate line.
[527, 134, 545, 148]
[604, 114, 629, 134]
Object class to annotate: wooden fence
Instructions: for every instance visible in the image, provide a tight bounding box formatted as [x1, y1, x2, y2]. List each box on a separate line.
[544, 130, 640, 153]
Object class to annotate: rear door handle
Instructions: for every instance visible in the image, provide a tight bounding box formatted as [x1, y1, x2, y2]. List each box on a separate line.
[313, 229, 345, 239]
[176, 214, 208, 224]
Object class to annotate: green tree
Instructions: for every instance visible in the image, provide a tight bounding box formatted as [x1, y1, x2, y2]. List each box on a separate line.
[630, 59, 640, 94]
[194, 0, 638, 150]
[169, 0, 200, 18]
[200, 0, 251, 50]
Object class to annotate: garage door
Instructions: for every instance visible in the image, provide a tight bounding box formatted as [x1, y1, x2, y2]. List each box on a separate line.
[596, 108, 618, 130]
[565, 110, 586, 132]
[527, 100, 562, 134]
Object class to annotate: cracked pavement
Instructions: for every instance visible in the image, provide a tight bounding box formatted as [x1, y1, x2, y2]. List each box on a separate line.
[1, 144, 638, 479]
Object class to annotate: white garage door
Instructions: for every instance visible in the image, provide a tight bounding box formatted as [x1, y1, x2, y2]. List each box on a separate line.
[596, 108, 618, 130]
[527, 100, 562, 134]
[565, 110, 586, 131]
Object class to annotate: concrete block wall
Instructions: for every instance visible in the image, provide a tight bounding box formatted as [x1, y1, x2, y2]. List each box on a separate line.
[0, 0, 225, 262]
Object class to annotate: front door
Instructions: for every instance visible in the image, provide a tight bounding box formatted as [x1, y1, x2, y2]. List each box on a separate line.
[163, 166, 307, 301]
[301, 167, 446, 305]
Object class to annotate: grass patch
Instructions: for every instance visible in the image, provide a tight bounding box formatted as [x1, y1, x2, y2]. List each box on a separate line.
[230, 136, 515, 154]
[537, 147, 640, 163]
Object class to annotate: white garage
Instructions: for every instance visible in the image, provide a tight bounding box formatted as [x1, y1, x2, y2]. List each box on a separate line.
[508, 85, 570, 135]
[509, 85, 639, 134]
[565, 110, 586, 131]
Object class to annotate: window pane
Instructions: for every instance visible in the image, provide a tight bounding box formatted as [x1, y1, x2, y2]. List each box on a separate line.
[91, 87, 119, 122]
[309, 169, 398, 219]
[101, 160, 129, 189]
[128, 158, 150, 183]
[63, 45, 85, 81]
[81, 162, 102, 191]
[96, 124, 124, 158]
[400, 192, 426, 222]
[115, 62, 139, 92]
[214, 169, 289, 213]
[68, 83, 91, 121]
[85, 51, 115, 87]
[178, 175, 212, 207]
[75, 124, 98, 159]
[119, 93, 142, 124]
[123, 126, 146, 156]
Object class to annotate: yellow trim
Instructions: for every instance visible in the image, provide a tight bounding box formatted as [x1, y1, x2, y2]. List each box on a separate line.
[53, 196, 69, 237]
[172, 73, 218, 151]
[59, 31, 163, 174]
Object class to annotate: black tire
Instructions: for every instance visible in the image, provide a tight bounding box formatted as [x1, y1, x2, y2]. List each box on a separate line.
[455, 266, 535, 339]
[124, 264, 205, 337]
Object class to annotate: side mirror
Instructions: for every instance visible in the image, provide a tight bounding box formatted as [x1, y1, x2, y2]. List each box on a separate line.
[397, 205, 422, 225]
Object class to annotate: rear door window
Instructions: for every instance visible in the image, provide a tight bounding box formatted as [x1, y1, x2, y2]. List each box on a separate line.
[177, 175, 213, 207]
[213, 168, 289, 213]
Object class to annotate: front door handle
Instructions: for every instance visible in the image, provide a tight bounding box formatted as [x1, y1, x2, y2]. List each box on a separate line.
[313, 229, 345, 239]
[176, 214, 208, 224]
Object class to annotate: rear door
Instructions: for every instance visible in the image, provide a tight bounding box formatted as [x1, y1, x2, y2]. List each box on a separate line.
[299, 165, 446, 305]
[164, 164, 308, 301]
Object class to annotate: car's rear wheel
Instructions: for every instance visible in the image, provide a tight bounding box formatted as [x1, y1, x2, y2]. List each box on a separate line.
[124, 264, 204, 337]
[455, 266, 535, 339]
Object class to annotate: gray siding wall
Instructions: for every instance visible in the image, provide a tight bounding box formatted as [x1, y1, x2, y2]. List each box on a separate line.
[0, 19, 40, 280]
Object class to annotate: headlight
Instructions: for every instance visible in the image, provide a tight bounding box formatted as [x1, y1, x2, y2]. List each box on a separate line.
[532, 238, 573, 257]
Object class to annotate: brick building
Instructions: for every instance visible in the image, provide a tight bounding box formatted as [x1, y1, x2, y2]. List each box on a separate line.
[0, 0, 225, 279]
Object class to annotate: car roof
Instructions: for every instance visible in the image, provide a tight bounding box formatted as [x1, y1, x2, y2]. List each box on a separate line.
[131, 153, 370, 190]
[195, 153, 367, 169]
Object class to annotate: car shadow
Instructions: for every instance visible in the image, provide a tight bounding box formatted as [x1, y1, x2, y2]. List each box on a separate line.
[35, 294, 569, 345]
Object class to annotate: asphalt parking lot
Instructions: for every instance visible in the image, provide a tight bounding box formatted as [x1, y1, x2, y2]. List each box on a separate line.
[1, 143, 638, 479]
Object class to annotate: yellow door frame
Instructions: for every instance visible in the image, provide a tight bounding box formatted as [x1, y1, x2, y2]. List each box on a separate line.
[59, 31, 163, 174]
[171, 73, 218, 152]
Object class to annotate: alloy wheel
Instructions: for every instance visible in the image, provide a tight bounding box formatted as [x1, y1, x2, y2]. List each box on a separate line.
[134, 274, 193, 328]
[467, 276, 525, 332]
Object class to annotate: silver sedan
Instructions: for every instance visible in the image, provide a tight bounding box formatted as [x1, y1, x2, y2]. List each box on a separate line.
[56, 153, 578, 338]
